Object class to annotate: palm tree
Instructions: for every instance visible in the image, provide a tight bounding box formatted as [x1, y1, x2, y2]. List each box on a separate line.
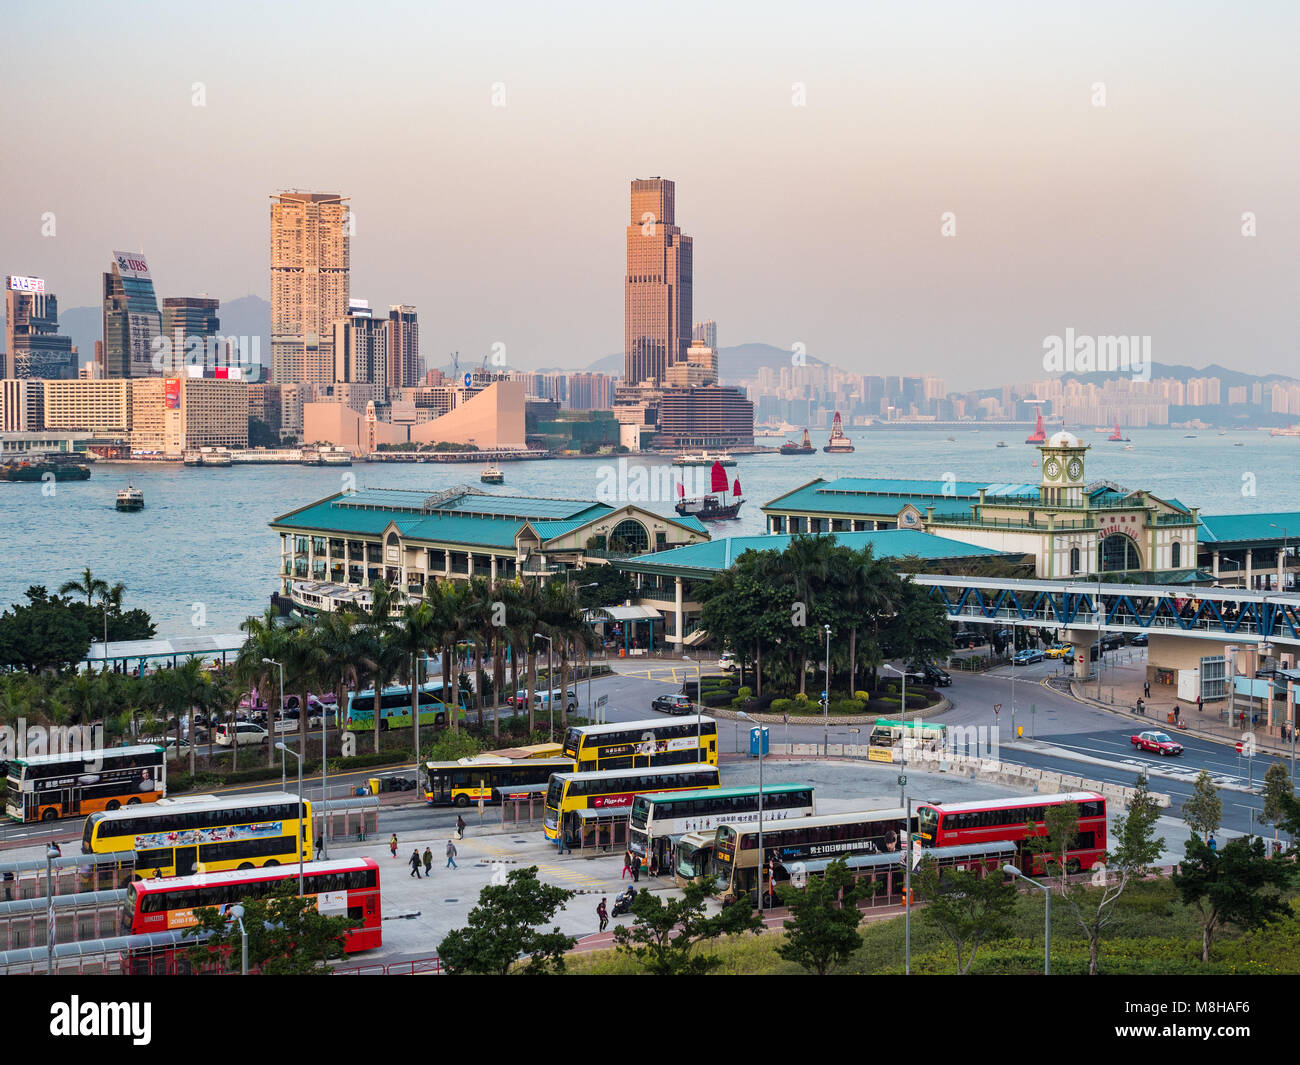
[538, 579, 595, 734]
[236, 608, 292, 767]
[434, 582, 474, 735]
[166, 656, 212, 777]
[360, 581, 402, 753]
[392, 598, 438, 762]
[464, 577, 495, 729]
[59, 567, 108, 606]
[316, 610, 365, 764]
[280, 624, 325, 762]
[506, 579, 545, 734]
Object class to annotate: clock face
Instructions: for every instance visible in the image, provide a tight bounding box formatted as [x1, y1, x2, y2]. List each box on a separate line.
[1067, 457, 1083, 480]
[1044, 458, 1061, 479]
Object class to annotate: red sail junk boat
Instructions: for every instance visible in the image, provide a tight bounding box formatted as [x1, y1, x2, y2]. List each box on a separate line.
[1025, 410, 1046, 444]
[676, 461, 744, 521]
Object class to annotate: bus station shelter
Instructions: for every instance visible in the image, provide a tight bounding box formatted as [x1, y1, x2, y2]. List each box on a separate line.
[84, 633, 248, 674]
[492, 783, 546, 824]
[574, 806, 630, 852]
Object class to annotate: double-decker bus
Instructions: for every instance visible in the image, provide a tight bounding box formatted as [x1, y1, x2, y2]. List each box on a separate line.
[709, 808, 910, 903]
[120, 857, 382, 973]
[345, 681, 468, 732]
[425, 757, 574, 807]
[868, 718, 947, 750]
[561, 716, 718, 772]
[630, 783, 815, 876]
[82, 791, 312, 877]
[543, 764, 721, 843]
[5, 745, 165, 823]
[915, 791, 1107, 874]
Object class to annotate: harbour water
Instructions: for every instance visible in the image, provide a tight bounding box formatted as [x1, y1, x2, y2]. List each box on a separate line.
[2, 428, 1295, 633]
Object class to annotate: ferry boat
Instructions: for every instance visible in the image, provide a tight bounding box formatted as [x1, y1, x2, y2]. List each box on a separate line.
[0, 458, 92, 482]
[480, 464, 504, 484]
[675, 462, 743, 521]
[779, 429, 816, 455]
[1107, 421, 1130, 442]
[823, 412, 855, 453]
[1025, 411, 1047, 444]
[1269, 425, 1300, 437]
[301, 445, 353, 466]
[115, 484, 145, 512]
[672, 450, 737, 468]
[182, 447, 233, 467]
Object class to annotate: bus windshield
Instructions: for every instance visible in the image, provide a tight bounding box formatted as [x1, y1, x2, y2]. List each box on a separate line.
[917, 806, 939, 840]
[630, 796, 651, 829]
[545, 777, 564, 807]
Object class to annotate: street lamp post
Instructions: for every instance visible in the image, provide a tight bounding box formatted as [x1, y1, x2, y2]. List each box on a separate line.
[533, 634, 554, 741]
[1004, 864, 1051, 974]
[576, 584, 598, 718]
[822, 625, 832, 756]
[275, 743, 304, 896]
[1269, 524, 1290, 593]
[683, 654, 703, 749]
[737, 711, 765, 913]
[45, 843, 58, 975]
[230, 904, 248, 975]
[263, 658, 285, 791]
[1095, 575, 1103, 701]
[883, 664, 909, 807]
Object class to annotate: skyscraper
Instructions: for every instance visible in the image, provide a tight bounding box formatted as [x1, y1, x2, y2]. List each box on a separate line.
[161, 297, 220, 375]
[270, 191, 350, 384]
[333, 303, 389, 392]
[624, 177, 692, 386]
[4, 275, 77, 379]
[386, 305, 420, 392]
[102, 252, 162, 379]
[693, 320, 717, 350]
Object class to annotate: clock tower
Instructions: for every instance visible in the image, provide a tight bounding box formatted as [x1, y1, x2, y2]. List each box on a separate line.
[1038, 430, 1089, 507]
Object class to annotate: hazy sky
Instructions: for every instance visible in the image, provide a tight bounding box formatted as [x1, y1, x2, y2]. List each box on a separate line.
[3, 0, 1297, 389]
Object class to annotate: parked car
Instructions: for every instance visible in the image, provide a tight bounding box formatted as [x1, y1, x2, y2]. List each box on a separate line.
[652, 693, 695, 715]
[507, 689, 530, 707]
[1044, 643, 1072, 659]
[1013, 648, 1045, 666]
[908, 664, 951, 687]
[718, 653, 738, 673]
[1101, 633, 1125, 652]
[215, 722, 269, 747]
[1131, 730, 1183, 756]
[1128, 632, 1149, 646]
[952, 631, 984, 649]
[308, 706, 340, 728]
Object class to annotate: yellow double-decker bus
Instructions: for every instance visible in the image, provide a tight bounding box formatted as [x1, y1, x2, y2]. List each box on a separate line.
[543, 763, 721, 843]
[81, 791, 312, 877]
[424, 757, 574, 806]
[561, 716, 717, 772]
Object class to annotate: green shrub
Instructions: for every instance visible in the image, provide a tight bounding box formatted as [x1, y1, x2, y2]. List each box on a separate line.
[702, 691, 733, 707]
[854, 690, 870, 701]
[793, 692, 810, 705]
[770, 698, 793, 715]
[737, 686, 753, 700]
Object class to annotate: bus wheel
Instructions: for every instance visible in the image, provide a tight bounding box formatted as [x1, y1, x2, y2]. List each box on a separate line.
[264, 860, 280, 867]
[379, 719, 388, 731]
[126, 797, 141, 805]
[106, 800, 120, 811]
[454, 795, 470, 808]
[41, 807, 57, 821]
[1066, 859, 1081, 875]
[238, 863, 254, 870]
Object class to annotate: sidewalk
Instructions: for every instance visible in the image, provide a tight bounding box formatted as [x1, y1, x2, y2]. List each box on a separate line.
[1058, 656, 1296, 759]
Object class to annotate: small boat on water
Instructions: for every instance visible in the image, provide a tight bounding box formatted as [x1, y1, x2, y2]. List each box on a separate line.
[116, 484, 145, 511]
[1123, 444, 1135, 452]
[1183, 434, 1197, 439]
[823, 412, 855, 453]
[480, 464, 504, 484]
[676, 462, 744, 521]
[946, 435, 956, 442]
[780, 429, 816, 455]
[1233, 442, 1244, 447]
[996, 441, 1008, 448]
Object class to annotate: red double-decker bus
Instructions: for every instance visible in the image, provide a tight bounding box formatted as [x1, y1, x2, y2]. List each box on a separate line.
[915, 791, 1107, 874]
[121, 857, 382, 973]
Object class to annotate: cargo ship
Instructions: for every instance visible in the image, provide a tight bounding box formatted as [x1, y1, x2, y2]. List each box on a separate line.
[1025, 411, 1047, 443]
[780, 429, 816, 455]
[1107, 421, 1130, 442]
[0, 458, 92, 482]
[823, 412, 855, 453]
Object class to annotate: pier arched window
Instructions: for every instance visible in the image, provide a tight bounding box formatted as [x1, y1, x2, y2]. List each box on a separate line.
[1100, 534, 1140, 573]
[1069, 547, 1080, 574]
[1170, 541, 1182, 568]
[609, 518, 649, 555]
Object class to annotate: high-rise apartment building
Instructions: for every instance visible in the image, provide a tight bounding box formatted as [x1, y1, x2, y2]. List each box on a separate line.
[1, 379, 45, 431]
[161, 296, 220, 375]
[102, 252, 162, 379]
[333, 304, 389, 392]
[692, 320, 717, 349]
[386, 305, 420, 391]
[270, 191, 350, 385]
[4, 275, 78, 380]
[624, 177, 692, 386]
[566, 372, 613, 411]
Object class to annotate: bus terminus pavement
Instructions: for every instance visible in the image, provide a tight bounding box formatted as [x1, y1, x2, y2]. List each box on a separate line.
[628, 783, 816, 878]
[915, 791, 1108, 874]
[710, 808, 910, 904]
[82, 792, 312, 878]
[120, 857, 381, 973]
[5, 744, 165, 823]
[544, 764, 721, 845]
[425, 757, 575, 807]
[562, 716, 718, 772]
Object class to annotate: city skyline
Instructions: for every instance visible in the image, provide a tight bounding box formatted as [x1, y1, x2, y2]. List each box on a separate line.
[3, 3, 1299, 391]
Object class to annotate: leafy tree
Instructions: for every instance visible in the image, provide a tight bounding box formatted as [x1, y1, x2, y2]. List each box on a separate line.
[1181, 768, 1222, 843]
[613, 878, 762, 974]
[1262, 762, 1292, 846]
[915, 859, 1017, 973]
[775, 858, 875, 974]
[247, 417, 279, 448]
[184, 885, 359, 974]
[1172, 835, 1292, 962]
[0, 594, 92, 673]
[438, 866, 575, 975]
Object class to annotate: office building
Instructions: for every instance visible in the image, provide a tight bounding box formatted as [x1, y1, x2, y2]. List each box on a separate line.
[248, 383, 283, 434]
[161, 296, 220, 375]
[270, 191, 350, 384]
[41, 379, 134, 434]
[102, 251, 162, 379]
[5, 275, 77, 380]
[1, 379, 45, 432]
[566, 372, 614, 411]
[625, 177, 692, 386]
[657, 385, 754, 448]
[386, 305, 420, 391]
[333, 303, 389, 391]
[130, 377, 248, 453]
[692, 320, 717, 349]
[665, 339, 718, 387]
